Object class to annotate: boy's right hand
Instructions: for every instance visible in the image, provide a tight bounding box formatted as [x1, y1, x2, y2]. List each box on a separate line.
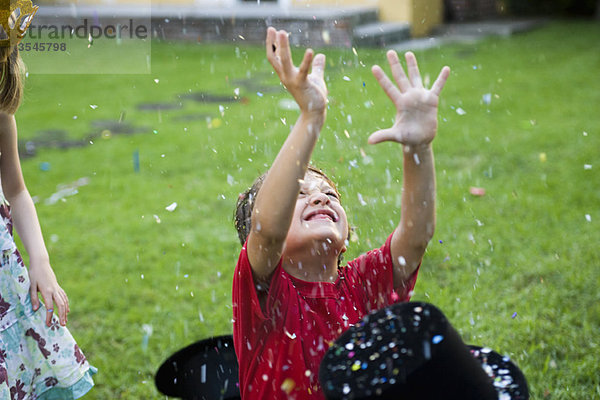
[266, 27, 327, 118]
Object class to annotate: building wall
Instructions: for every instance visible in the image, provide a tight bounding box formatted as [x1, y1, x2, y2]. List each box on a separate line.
[292, 0, 442, 36]
[39, 0, 443, 36]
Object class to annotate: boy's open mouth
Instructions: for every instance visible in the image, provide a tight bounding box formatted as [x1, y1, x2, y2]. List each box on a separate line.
[305, 209, 339, 222]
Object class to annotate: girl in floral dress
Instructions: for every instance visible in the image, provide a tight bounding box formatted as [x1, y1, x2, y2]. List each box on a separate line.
[0, 3, 96, 399]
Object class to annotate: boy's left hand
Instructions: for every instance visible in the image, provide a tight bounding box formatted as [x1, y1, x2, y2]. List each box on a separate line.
[368, 51, 450, 147]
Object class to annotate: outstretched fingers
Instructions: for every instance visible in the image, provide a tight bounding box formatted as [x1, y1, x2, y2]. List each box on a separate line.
[266, 27, 277, 64]
[404, 52, 423, 88]
[265, 28, 294, 77]
[298, 48, 314, 81]
[276, 30, 294, 76]
[387, 50, 410, 93]
[311, 53, 326, 80]
[431, 66, 451, 96]
[372, 65, 401, 108]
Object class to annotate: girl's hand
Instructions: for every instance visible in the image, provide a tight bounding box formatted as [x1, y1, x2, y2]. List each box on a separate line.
[29, 262, 69, 327]
[368, 51, 450, 147]
[266, 27, 328, 117]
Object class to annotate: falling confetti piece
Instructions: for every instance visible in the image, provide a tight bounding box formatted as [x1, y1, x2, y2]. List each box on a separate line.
[89, 104, 98, 109]
[132, 150, 140, 173]
[357, 193, 367, 206]
[211, 118, 222, 128]
[165, 202, 177, 212]
[153, 214, 161, 224]
[455, 107, 466, 115]
[482, 93, 492, 105]
[585, 214, 591, 222]
[539, 152, 547, 162]
[469, 187, 486, 196]
[281, 378, 296, 394]
[583, 164, 592, 170]
[343, 76, 351, 81]
[154, 79, 159, 83]
[511, 312, 517, 319]
[321, 30, 331, 44]
[284, 329, 297, 340]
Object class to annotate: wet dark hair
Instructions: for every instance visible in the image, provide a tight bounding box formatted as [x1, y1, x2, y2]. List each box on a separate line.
[0, 45, 25, 114]
[234, 165, 342, 245]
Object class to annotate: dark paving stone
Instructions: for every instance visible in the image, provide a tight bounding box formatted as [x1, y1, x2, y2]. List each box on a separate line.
[137, 102, 184, 111]
[91, 120, 149, 134]
[179, 92, 238, 103]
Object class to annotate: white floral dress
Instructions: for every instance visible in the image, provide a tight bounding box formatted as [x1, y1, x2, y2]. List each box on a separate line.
[0, 194, 96, 399]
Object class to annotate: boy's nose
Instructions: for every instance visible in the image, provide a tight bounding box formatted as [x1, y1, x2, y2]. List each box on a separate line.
[309, 192, 330, 205]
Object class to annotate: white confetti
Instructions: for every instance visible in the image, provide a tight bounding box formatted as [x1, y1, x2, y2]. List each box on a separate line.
[583, 164, 592, 170]
[343, 76, 351, 81]
[89, 104, 98, 109]
[456, 107, 466, 115]
[357, 193, 367, 206]
[585, 214, 591, 222]
[165, 202, 177, 212]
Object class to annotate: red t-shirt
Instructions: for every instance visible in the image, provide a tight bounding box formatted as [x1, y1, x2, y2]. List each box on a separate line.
[232, 234, 419, 399]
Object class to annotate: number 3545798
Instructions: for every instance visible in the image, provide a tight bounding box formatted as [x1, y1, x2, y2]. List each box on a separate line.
[18, 42, 67, 51]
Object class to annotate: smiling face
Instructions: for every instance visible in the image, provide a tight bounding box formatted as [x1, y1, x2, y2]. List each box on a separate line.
[282, 170, 349, 262]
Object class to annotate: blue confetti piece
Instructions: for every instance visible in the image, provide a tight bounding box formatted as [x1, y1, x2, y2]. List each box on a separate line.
[432, 335, 444, 344]
[133, 150, 140, 173]
[511, 312, 517, 319]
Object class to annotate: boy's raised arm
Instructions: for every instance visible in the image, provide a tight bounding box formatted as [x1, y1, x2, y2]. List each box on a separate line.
[246, 28, 328, 283]
[369, 51, 450, 290]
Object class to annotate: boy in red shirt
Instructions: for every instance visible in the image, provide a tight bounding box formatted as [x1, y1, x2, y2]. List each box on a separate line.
[233, 27, 450, 399]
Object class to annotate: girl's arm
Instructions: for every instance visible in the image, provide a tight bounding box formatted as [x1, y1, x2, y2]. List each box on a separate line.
[246, 28, 328, 283]
[0, 113, 69, 327]
[368, 51, 450, 290]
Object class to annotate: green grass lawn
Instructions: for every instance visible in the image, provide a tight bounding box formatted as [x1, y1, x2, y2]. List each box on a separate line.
[14, 20, 600, 398]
